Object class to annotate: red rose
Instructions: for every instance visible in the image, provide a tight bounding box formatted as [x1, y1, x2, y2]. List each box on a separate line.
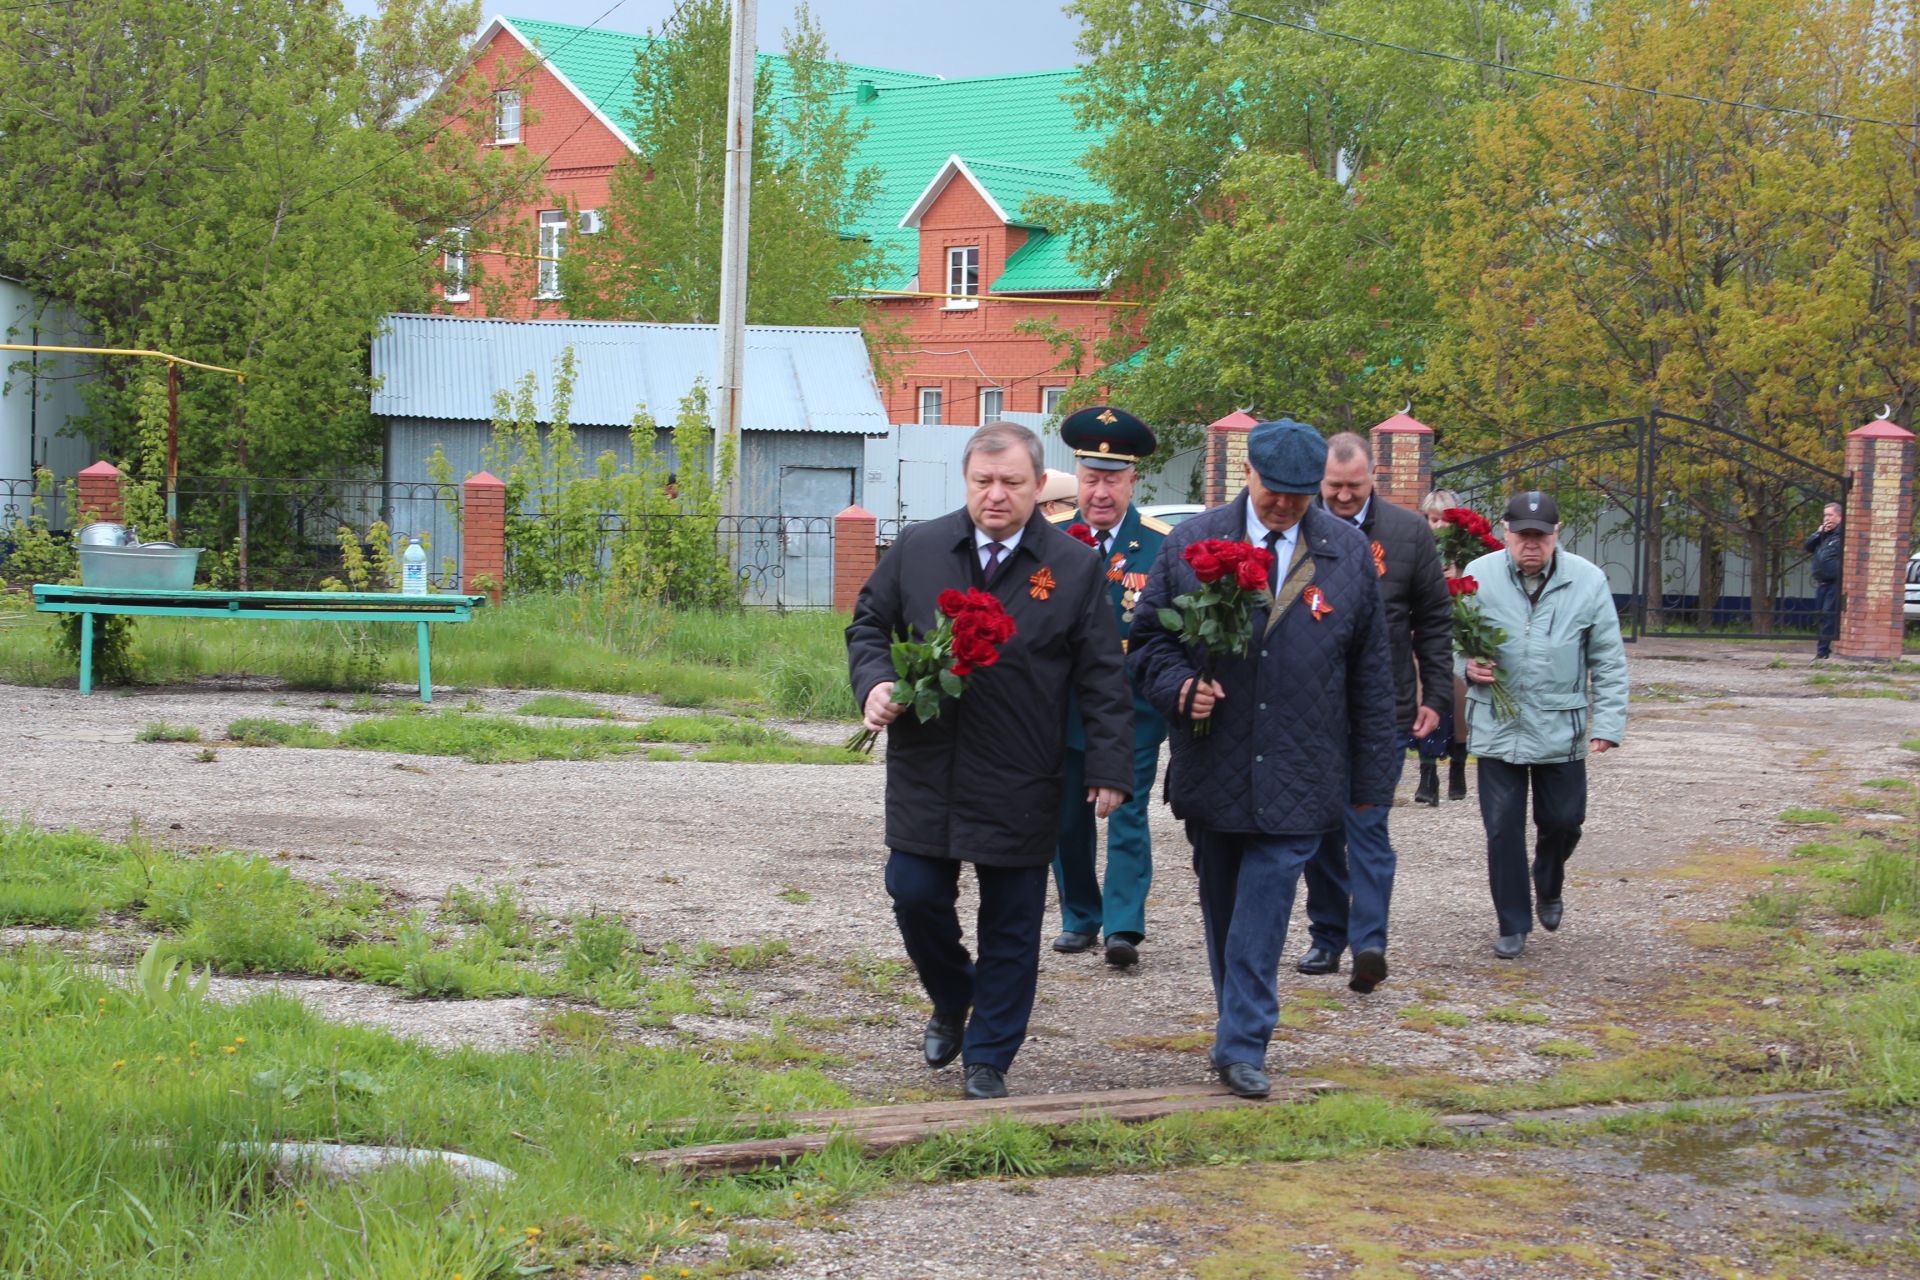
[949, 659, 973, 678]
[1481, 533, 1504, 551]
[938, 589, 969, 617]
[1448, 575, 1479, 597]
[954, 632, 1000, 668]
[1210, 539, 1248, 569]
[1234, 557, 1267, 591]
[1065, 522, 1097, 547]
[1244, 545, 1276, 579]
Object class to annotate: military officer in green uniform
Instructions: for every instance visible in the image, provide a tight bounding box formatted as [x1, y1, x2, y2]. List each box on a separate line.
[1048, 406, 1172, 968]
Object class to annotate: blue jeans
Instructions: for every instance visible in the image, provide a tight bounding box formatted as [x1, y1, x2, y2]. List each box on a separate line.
[1476, 757, 1587, 937]
[1052, 732, 1164, 941]
[1301, 754, 1405, 958]
[1190, 828, 1319, 1068]
[1814, 580, 1839, 657]
[884, 850, 1049, 1072]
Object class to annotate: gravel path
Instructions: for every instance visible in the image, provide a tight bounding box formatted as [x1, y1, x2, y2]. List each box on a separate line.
[4, 639, 1917, 1277]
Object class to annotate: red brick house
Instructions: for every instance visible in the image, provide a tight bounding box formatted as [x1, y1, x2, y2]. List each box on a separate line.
[443, 17, 1128, 424]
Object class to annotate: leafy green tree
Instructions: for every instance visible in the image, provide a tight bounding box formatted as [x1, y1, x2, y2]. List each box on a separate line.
[1422, 0, 1891, 626]
[557, 0, 880, 327]
[1033, 0, 1557, 437]
[0, 0, 544, 480]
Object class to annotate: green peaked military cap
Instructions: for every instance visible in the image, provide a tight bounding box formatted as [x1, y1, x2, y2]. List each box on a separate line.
[1060, 405, 1156, 471]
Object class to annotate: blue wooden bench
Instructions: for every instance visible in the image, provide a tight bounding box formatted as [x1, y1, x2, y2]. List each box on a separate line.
[31, 586, 488, 701]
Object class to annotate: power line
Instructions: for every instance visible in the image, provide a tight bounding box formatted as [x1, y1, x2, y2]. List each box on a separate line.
[1181, 0, 1912, 131]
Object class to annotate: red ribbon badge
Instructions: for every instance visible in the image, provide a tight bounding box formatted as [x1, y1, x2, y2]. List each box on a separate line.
[1106, 553, 1125, 583]
[1304, 584, 1333, 621]
[1370, 540, 1387, 578]
[1028, 567, 1056, 600]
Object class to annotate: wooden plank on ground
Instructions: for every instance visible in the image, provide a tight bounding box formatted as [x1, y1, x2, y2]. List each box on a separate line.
[665, 1079, 1342, 1136]
[635, 1078, 1343, 1176]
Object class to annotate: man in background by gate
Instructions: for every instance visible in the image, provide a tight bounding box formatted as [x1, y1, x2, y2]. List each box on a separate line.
[1804, 502, 1843, 659]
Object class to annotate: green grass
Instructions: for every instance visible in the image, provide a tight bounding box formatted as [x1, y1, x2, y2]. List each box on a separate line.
[1901, 739, 1920, 753]
[513, 693, 617, 719]
[1486, 1006, 1550, 1025]
[1779, 807, 1843, 824]
[218, 710, 866, 766]
[1861, 777, 1915, 791]
[0, 593, 856, 719]
[1533, 1039, 1597, 1060]
[135, 722, 201, 743]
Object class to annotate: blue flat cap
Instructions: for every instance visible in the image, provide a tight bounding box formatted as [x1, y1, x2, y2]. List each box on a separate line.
[1246, 418, 1327, 494]
[1060, 405, 1156, 470]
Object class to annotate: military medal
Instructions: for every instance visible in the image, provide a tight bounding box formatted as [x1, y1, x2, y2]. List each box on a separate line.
[1106, 552, 1125, 583]
[1304, 584, 1333, 621]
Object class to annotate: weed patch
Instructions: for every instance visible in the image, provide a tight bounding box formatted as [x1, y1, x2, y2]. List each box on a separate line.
[136, 721, 201, 743]
[1779, 807, 1843, 825]
[513, 693, 616, 719]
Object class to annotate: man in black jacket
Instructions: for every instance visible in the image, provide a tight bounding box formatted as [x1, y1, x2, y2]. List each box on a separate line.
[1805, 503, 1843, 659]
[1295, 432, 1454, 993]
[1129, 419, 1398, 1098]
[847, 422, 1134, 1100]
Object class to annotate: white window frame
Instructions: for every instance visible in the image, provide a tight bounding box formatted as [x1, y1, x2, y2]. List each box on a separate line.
[918, 387, 943, 424]
[1041, 386, 1067, 416]
[494, 89, 522, 145]
[442, 228, 469, 302]
[536, 210, 566, 298]
[979, 387, 1004, 423]
[944, 246, 980, 309]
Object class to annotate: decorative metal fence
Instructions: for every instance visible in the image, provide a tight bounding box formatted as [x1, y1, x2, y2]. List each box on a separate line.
[167, 477, 465, 592]
[0, 474, 75, 531]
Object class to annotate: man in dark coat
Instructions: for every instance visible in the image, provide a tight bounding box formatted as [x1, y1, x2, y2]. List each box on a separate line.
[847, 421, 1134, 1100]
[1129, 419, 1397, 1099]
[1804, 502, 1843, 659]
[1295, 432, 1454, 993]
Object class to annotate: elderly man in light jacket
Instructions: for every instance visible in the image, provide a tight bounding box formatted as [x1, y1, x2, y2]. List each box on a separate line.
[1459, 490, 1627, 959]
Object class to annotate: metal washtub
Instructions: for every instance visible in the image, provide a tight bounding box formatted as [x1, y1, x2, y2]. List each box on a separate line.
[77, 545, 204, 591]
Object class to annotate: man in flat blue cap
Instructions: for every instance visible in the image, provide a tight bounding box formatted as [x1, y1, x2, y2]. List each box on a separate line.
[1048, 406, 1172, 969]
[1128, 418, 1398, 1098]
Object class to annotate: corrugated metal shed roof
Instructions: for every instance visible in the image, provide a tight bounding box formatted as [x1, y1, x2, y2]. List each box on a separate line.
[370, 314, 890, 435]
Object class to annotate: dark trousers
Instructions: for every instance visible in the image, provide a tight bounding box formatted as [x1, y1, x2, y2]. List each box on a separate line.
[884, 849, 1049, 1072]
[1301, 753, 1404, 957]
[1814, 580, 1839, 657]
[1477, 757, 1587, 937]
[1191, 828, 1319, 1068]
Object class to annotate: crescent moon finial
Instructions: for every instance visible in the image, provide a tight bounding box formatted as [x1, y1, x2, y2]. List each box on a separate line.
[1401, 398, 1412, 416]
[1881, 403, 1893, 420]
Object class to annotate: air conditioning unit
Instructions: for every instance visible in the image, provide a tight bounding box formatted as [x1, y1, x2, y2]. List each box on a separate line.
[577, 209, 605, 234]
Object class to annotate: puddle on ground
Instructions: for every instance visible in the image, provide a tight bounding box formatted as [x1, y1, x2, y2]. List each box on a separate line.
[1564, 1102, 1920, 1257]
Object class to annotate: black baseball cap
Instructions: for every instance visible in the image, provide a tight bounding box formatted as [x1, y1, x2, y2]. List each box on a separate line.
[1503, 490, 1559, 533]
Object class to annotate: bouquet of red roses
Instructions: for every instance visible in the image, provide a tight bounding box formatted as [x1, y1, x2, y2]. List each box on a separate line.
[1448, 574, 1517, 720]
[1435, 506, 1505, 569]
[1154, 538, 1276, 736]
[846, 588, 1018, 752]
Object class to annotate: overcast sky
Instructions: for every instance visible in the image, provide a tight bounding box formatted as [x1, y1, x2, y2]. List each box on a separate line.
[339, 1, 1087, 78]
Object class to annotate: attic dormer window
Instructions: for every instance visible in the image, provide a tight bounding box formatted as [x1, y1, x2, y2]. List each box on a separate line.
[494, 89, 522, 145]
[945, 246, 980, 309]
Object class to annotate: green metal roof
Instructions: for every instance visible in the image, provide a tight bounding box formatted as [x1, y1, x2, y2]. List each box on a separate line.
[504, 15, 940, 138]
[503, 19, 1110, 292]
[993, 230, 1100, 294]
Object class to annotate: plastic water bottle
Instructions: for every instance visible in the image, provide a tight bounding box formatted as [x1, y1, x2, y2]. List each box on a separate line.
[401, 535, 428, 596]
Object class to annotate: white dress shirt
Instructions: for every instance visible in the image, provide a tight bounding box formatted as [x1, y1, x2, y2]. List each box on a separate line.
[1245, 506, 1300, 567]
[974, 525, 1025, 572]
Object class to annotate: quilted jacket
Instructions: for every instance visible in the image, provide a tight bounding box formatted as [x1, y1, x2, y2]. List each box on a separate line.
[1456, 548, 1628, 764]
[1128, 495, 1400, 836]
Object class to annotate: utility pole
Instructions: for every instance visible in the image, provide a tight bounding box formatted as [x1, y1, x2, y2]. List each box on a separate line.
[713, 0, 757, 519]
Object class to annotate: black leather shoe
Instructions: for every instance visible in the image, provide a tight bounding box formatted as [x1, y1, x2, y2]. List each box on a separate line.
[962, 1063, 1008, 1099]
[922, 1010, 964, 1069]
[1216, 1061, 1271, 1099]
[1448, 748, 1468, 800]
[1538, 899, 1564, 932]
[1348, 948, 1388, 994]
[1295, 946, 1341, 976]
[1493, 932, 1526, 959]
[1414, 759, 1440, 806]
[1103, 936, 1139, 968]
[1052, 930, 1097, 954]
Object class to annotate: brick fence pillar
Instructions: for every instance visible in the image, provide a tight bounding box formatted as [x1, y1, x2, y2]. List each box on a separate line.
[1370, 410, 1434, 511]
[461, 470, 507, 603]
[1834, 415, 1914, 662]
[833, 504, 878, 613]
[1203, 410, 1259, 507]
[77, 460, 124, 525]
